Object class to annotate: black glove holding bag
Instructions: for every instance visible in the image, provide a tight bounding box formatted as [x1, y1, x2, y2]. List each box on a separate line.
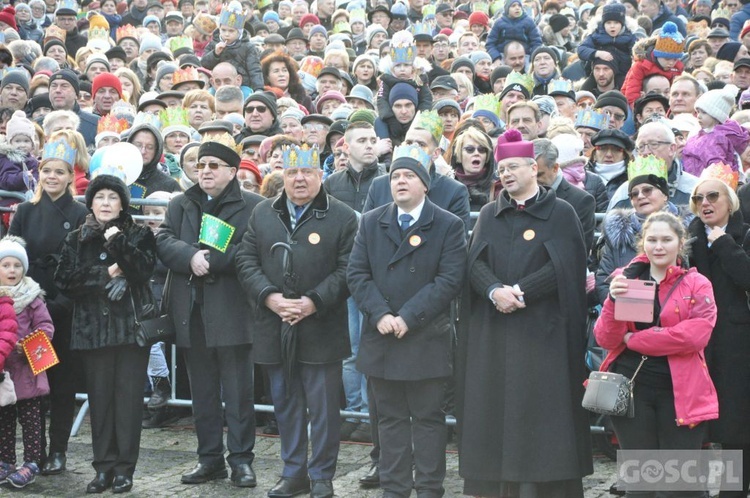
[105, 276, 128, 301]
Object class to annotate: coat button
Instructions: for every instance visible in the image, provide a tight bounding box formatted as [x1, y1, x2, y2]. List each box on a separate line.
[678, 418, 684, 424]
[63, 222, 71, 229]
[388, 265, 394, 271]
[384, 297, 390, 303]
[102, 308, 109, 316]
[410, 267, 415, 272]
[100, 252, 107, 260]
[182, 320, 187, 325]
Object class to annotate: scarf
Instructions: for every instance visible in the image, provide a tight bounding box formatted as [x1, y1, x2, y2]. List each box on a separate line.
[164, 153, 183, 179]
[593, 160, 626, 184]
[454, 166, 488, 187]
[103, 12, 122, 39]
[0, 277, 43, 314]
[561, 160, 586, 189]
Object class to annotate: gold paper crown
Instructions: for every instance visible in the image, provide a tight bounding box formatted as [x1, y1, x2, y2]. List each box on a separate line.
[422, 4, 436, 17]
[503, 70, 534, 95]
[116, 24, 138, 43]
[97, 114, 129, 135]
[172, 67, 201, 86]
[44, 25, 66, 45]
[202, 132, 242, 155]
[159, 107, 190, 128]
[627, 155, 668, 182]
[168, 35, 193, 54]
[411, 110, 444, 145]
[712, 7, 731, 20]
[700, 162, 739, 190]
[473, 94, 501, 116]
[192, 13, 217, 36]
[88, 14, 109, 39]
[333, 21, 352, 34]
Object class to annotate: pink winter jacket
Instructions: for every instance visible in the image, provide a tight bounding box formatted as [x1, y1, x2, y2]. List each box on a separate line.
[681, 120, 750, 177]
[0, 296, 17, 372]
[5, 296, 54, 401]
[594, 257, 718, 427]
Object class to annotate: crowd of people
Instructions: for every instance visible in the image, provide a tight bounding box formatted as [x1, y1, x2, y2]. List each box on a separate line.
[0, 0, 747, 497]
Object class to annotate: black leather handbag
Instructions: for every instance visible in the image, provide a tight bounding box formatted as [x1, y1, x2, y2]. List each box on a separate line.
[133, 272, 175, 347]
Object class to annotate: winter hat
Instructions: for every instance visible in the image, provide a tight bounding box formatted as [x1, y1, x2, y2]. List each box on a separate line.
[85, 53, 111, 74]
[225, 113, 244, 128]
[0, 236, 28, 274]
[504, 0, 522, 15]
[653, 21, 685, 59]
[49, 69, 80, 95]
[85, 174, 131, 211]
[495, 129, 534, 161]
[451, 56, 475, 75]
[15, 3, 30, 14]
[139, 34, 163, 55]
[390, 144, 432, 190]
[695, 87, 737, 124]
[316, 90, 346, 113]
[262, 10, 279, 23]
[601, 3, 625, 25]
[469, 51, 492, 66]
[348, 108, 376, 126]
[92, 73, 122, 98]
[532, 46, 560, 64]
[491, 65, 513, 86]
[309, 24, 327, 39]
[550, 133, 584, 167]
[155, 62, 178, 86]
[389, 82, 418, 106]
[239, 159, 262, 185]
[198, 139, 241, 169]
[330, 104, 353, 121]
[244, 91, 278, 119]
[594, 90, 629, 116]
[0, 71, 30, 95]
[299, 13, 320, 27]
[346, 84, 374, 108]
[28, 93, 52, 115]
[716, 42, 743, 62]
[548, 14, 569, 33]
[366, 24, 387, 46]
[468, 11, 489, 27]
[6, 110, 35, 142]
[0, 6, 18, 32]
[143, 14, 161, 28]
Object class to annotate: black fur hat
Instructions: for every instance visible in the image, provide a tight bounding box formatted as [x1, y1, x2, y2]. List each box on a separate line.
[85, 174, 130, 211]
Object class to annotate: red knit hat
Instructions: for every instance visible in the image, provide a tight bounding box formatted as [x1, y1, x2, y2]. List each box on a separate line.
[742, 20, 750, 40]
[299, 13, 320, 27]
[239, 159, 262, 184]
[92, 72, 123, 99]
[468, 11, 489, 27]
[0, 6, 18, 32]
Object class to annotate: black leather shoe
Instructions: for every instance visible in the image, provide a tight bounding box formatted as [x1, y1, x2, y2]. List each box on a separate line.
[267, 477, 311, 497]
[112, 475, 133, 494]
[41, 452, 66, 475]
[86, 472, 114, 493]
[230, 463, 257, 488]
[180, 461, 228, 484]
[310, 479, 334, 498]
[359, 465, 379, 488]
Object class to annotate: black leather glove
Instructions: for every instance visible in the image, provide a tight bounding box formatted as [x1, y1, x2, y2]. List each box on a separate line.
[0, 372, 4, 383]
[105, 276, 128, 301]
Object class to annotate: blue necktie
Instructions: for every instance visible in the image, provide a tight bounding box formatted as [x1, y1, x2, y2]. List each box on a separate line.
[294, 205, 304, 222]
[399, 213, 413, 231]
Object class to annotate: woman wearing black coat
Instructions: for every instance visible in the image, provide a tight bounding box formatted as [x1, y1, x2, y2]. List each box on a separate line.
[8, 151, 88, 476]
[688, 176, 750, 497]
[55, 175, 157, 495]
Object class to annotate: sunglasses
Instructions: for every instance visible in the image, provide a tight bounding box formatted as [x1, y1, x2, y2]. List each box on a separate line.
[463, 145, 489, 154]
[691, 191, 721, 204]
[245, 105, 267, 114]
[629, 185, 656, 199]
[197, 161, 230, 170]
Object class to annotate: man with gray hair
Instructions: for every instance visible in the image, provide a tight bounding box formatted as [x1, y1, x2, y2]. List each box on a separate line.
[42, 109, 80, 136]
[533, 138, 596, 252]
[33, 56, 60, 74]
[214, 85, 245, 120]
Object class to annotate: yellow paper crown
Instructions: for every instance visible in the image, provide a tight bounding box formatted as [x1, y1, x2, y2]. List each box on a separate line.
[503, 70, 534, 95]
[627, 155, 668, 182]
[97, 114, 129, 135]
[473, 94, 501, 116]
[116, 24, 138, 43]
[712, 7, 731, 20]
[88, 14, 109, 38]
[202, 132, 242, 155]
[44, 25, 66, 44]
[700, 162, 739, 190]
[172, 67, 201, 86]
[411, 110, 444, 145]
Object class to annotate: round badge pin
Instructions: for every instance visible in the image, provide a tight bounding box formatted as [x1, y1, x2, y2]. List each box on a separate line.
[308, 233, 320, 245]
[523, 229, 536, 241]
[409, 235, 421, 246]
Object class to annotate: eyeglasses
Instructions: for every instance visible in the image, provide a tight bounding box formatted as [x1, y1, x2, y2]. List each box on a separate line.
[197, 160, 230, 170]
[636, 141, 671, 153]
[463, 145, 489, 154]
[333, 151, 347, 158]
[629, 185, 656, 199]
[133, 142, 156, 152]
[304, 123, 326, 131]
[691, 191, 721, 204]
[245, 105, 267, 114]
[497, 162, 529, 175]
[243, 148, 257, 155]
[604, 110, 626, 122]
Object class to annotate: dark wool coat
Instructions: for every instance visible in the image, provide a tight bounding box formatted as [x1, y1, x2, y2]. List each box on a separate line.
[348, 199, 466, 381]
[201, 29, 264, 91]
[651, 5, 686, 36]
[323, 161, 385, 213]
[486, 13, 542, 60]
[689, 212, 750, 444]
[458, 187, 593, 484]
[236, 188, 358, 365]
[583, 170, 609, 213]
[54, 214, 157, 350]
[64, 28, 87, 60]
[156, 180, 263, 348]
[556, 176, 596, 253]
[577, 26, 636, 79]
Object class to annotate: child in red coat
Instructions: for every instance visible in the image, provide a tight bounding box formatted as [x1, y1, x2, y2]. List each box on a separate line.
[621, 22, 685, 106]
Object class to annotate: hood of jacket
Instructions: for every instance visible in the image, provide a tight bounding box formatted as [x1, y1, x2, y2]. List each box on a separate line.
[127, 123, 164, 172]
[0, 141, 33, 165]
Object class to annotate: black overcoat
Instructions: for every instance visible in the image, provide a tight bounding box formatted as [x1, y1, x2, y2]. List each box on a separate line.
[236, 188, 358, 365]
[688, 212, 750, 444]
[156, 180, 263, 348]
[458, 187, 593, 484]
[347, 199, 467, 381]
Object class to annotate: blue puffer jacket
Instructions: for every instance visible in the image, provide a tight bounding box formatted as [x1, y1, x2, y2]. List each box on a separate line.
[577, 26, 636, 78]
[486, 13, 542, 61]
[651, 5, 686, 36]
[730, 4, 750, 40]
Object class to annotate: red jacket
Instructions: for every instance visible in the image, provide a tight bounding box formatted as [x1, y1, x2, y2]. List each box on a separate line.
[594, 256, 718, 426]
[0, 295, 17, 372]
[621, 57, 684, 106]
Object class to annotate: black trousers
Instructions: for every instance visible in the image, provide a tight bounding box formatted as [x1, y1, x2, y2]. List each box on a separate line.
[81, 344, 149, 477]
[370, 377, 447, 498]
[182, 306, 255, 469]
[717, 444, 750, 498]
[612, 382, 707, 498]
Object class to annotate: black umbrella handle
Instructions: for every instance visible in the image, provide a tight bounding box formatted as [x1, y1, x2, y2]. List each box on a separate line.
[271, 242, 294, 274]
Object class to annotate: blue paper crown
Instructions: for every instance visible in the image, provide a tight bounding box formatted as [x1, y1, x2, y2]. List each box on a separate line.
[219, 3, 246, 30]
[56, 0, 78, 13]
[390, 45, 416, 65]
[132, 111, 162, 130]
[410, 22, 432, 37]
[283, 144, 320, 169]
[43, 139, 76, 166]
[549, 78, 574, 94]
[392, 144, 431, 170]
[575, 108, 610, 131]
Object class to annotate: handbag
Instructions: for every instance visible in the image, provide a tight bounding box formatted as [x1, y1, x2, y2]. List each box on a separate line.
[133, 272, 176, 347]
[0, 370, 17, 407]
[582, 272, 688, 417]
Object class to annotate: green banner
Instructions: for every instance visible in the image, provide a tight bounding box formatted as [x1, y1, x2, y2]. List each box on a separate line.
[199, 214, 235, 253]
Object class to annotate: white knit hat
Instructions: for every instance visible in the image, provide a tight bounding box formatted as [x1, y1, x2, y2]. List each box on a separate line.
[6, 110, 35, 143]
[551, 134, 584, 167]
[0, 236, 28, 274]
[695, 87, 737, 124]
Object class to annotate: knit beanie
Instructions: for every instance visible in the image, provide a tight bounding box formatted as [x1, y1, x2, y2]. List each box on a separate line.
[139, 34, 163, 55]
[143, 14, 161, 28]
[262, 10, 280, 23]
[239, 159, 262, 184]
[0, 236, 28, 275]
[469, 51, 492, 66]
[49, 69, 80, 95]
[299, 13, 320, 27]
[548, 14, 569, 33]
[0, 6, 18, 32]
[717, 42, 743, 62]
[504, 0, 523, 16]
[198, 141, 241, 169]
[468, 11, 490, 27]
[0, 71, 30, 95]
[85, 53, 111, 74]
[85, 174, 131, 211]
[155, 62, 178, 86]
[92, 73, 122, 98]
[244, 91, 278, 119]
[653, 22, 685, 59]
[550, 133, 584, 167]
[601, 3, 625, 25]
[366, 24, 387, 46]
[594, 90, 629, 116]
[695, 87, 736, 124]
[451, 56, 475, 76]
[316, 90, 346, 113]
[532, 46, 559, 64]
[491, 65, 513, 86]
[6, 110, 35, 142]
[348, 108, 376, 126]
[389, 82, 418, 106]
[309, 24, 327, 39]
[44, 39, 67, 56]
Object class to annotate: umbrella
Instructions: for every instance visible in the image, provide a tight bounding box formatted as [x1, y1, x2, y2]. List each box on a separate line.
[271, 242, 300, 397]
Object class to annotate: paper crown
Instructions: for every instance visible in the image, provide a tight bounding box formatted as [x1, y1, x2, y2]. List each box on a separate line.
[472, 2, 490, 13]
[219, 1, 246, 30]
[133, 111, 162, 130]
[111, 99, 136, 123]
[627, 155, 668, 182]
[349, 9, 366, 24]
[282, 144, 320, 169]
[44, 25, 66, 45]
[473, 94, 501, 116]
[192, 13, 217, 36]
[97, 114, 129, 135]
[201, 131, 242, 154]
[549, 78, 575, 96]
[700, 162, 739, 190]
[159, 107, 190, 128]
[56, 0, 78, 14]
[333, 21, 352, 34]
[575, 108, 610, 130]
[411, 110, 444, 144]
[422, 4, 436, 18]
[43, 138, 76, 166]
[88, 14, 109, 41]
[503, 71, 534, 96]
[712, 7, 731, 21]
[390, 30, 416, 65]
[410, 21, 432, 37]
[116, 24, 138, 43]
[172, 67, 202, 87]
[168, 35, 193, 55]
[299, 56, 324, 77]
[392, 144, 431, 169]
[257, 0, 272, 9]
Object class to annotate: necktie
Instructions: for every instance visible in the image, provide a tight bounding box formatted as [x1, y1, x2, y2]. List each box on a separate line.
[399, 213, 413, 231]
[294, 205, 304, 222]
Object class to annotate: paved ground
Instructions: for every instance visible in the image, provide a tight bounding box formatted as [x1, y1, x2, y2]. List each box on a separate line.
[5, 407, 620, 497]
